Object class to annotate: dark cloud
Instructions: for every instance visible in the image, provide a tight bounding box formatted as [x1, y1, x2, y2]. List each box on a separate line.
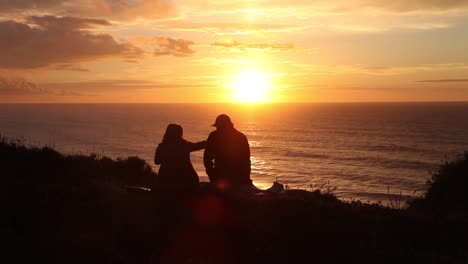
[0, 74, 47, 95]
[0, 16, 142, 69]
[415, 79, 468, 83]
[0, 0, 63, 12]
[212, 41, 294, 50]
[28, 15, 112, 30]
[0, 72, 84, 96]
[153, 37, 195, 57]
[0, 0, 176, 20]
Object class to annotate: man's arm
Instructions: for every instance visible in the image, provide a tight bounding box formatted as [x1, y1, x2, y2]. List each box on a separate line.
[231, 133, 251, 185]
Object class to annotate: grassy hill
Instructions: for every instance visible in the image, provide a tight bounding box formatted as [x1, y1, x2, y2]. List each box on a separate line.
[2, 136, 467, 264]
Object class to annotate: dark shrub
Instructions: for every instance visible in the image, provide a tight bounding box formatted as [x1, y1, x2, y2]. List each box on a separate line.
[0, 136, 156, 188]
[409, 152, 468, 218]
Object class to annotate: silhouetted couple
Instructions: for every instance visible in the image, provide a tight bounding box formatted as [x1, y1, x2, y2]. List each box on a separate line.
[153, 114, 252, 194]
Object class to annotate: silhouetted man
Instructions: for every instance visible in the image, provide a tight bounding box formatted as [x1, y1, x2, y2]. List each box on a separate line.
[204, 114, 252, 188]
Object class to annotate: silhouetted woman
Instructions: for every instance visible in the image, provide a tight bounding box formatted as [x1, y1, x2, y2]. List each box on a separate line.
[154, 124, 206, 193]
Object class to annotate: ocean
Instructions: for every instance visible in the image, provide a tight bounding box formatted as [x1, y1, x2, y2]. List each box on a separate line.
[1, 103, 467, 203]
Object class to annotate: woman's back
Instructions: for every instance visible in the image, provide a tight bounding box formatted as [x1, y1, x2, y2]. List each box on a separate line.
[154, 124, 205, 192]
[155, 140, 202, 186]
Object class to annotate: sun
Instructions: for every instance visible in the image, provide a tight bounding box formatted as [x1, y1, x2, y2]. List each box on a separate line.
[227, 69, 272, 103]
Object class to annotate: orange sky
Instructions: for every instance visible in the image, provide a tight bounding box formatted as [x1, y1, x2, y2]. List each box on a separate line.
[1, 0, 468, 103]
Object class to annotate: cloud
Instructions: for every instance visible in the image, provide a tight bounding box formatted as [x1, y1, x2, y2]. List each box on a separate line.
[211, 41, 294, 50]
[73, 0, 177, 20]
[159, 21, 308, 35]
[153, 37, 195, 57]
[0, 73, 47, 95]
[131, 36, 195, 57]
[337, 63, 468, 75]
[365, 0, 468, 12]
[415, 79, 468, 83]
[3, 0, 464, 19]
[182, 0, 468, 14]
[0, 16, 142, 69]
[0, 0, 176, 20]
[51, 64, 91, 72]
[42, 79, 205, 90]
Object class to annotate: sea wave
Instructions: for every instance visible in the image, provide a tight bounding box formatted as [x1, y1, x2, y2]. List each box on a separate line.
[338, 155, 435, 170]
[358, 144, 425, 153]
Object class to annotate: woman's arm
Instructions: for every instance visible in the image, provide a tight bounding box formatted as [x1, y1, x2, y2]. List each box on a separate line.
[188, 140, 206, 152]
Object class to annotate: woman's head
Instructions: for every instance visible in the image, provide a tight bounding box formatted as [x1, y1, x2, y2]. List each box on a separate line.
[162, 123, 183, 143]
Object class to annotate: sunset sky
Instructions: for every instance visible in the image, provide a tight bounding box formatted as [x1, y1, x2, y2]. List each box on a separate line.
[1, 0, 468, 103]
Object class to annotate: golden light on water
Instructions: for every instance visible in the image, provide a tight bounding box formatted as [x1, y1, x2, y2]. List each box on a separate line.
[226, 69, 272, 103]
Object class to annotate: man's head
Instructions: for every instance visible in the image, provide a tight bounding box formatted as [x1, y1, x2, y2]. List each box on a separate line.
[212, 114, 233, 130]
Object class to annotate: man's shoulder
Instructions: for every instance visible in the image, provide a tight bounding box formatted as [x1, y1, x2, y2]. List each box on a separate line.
[207, 130, 219, 140]
[208, 130, 219, 136]
[208, 129, 247, 140]
[234, 128, 248, 139]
